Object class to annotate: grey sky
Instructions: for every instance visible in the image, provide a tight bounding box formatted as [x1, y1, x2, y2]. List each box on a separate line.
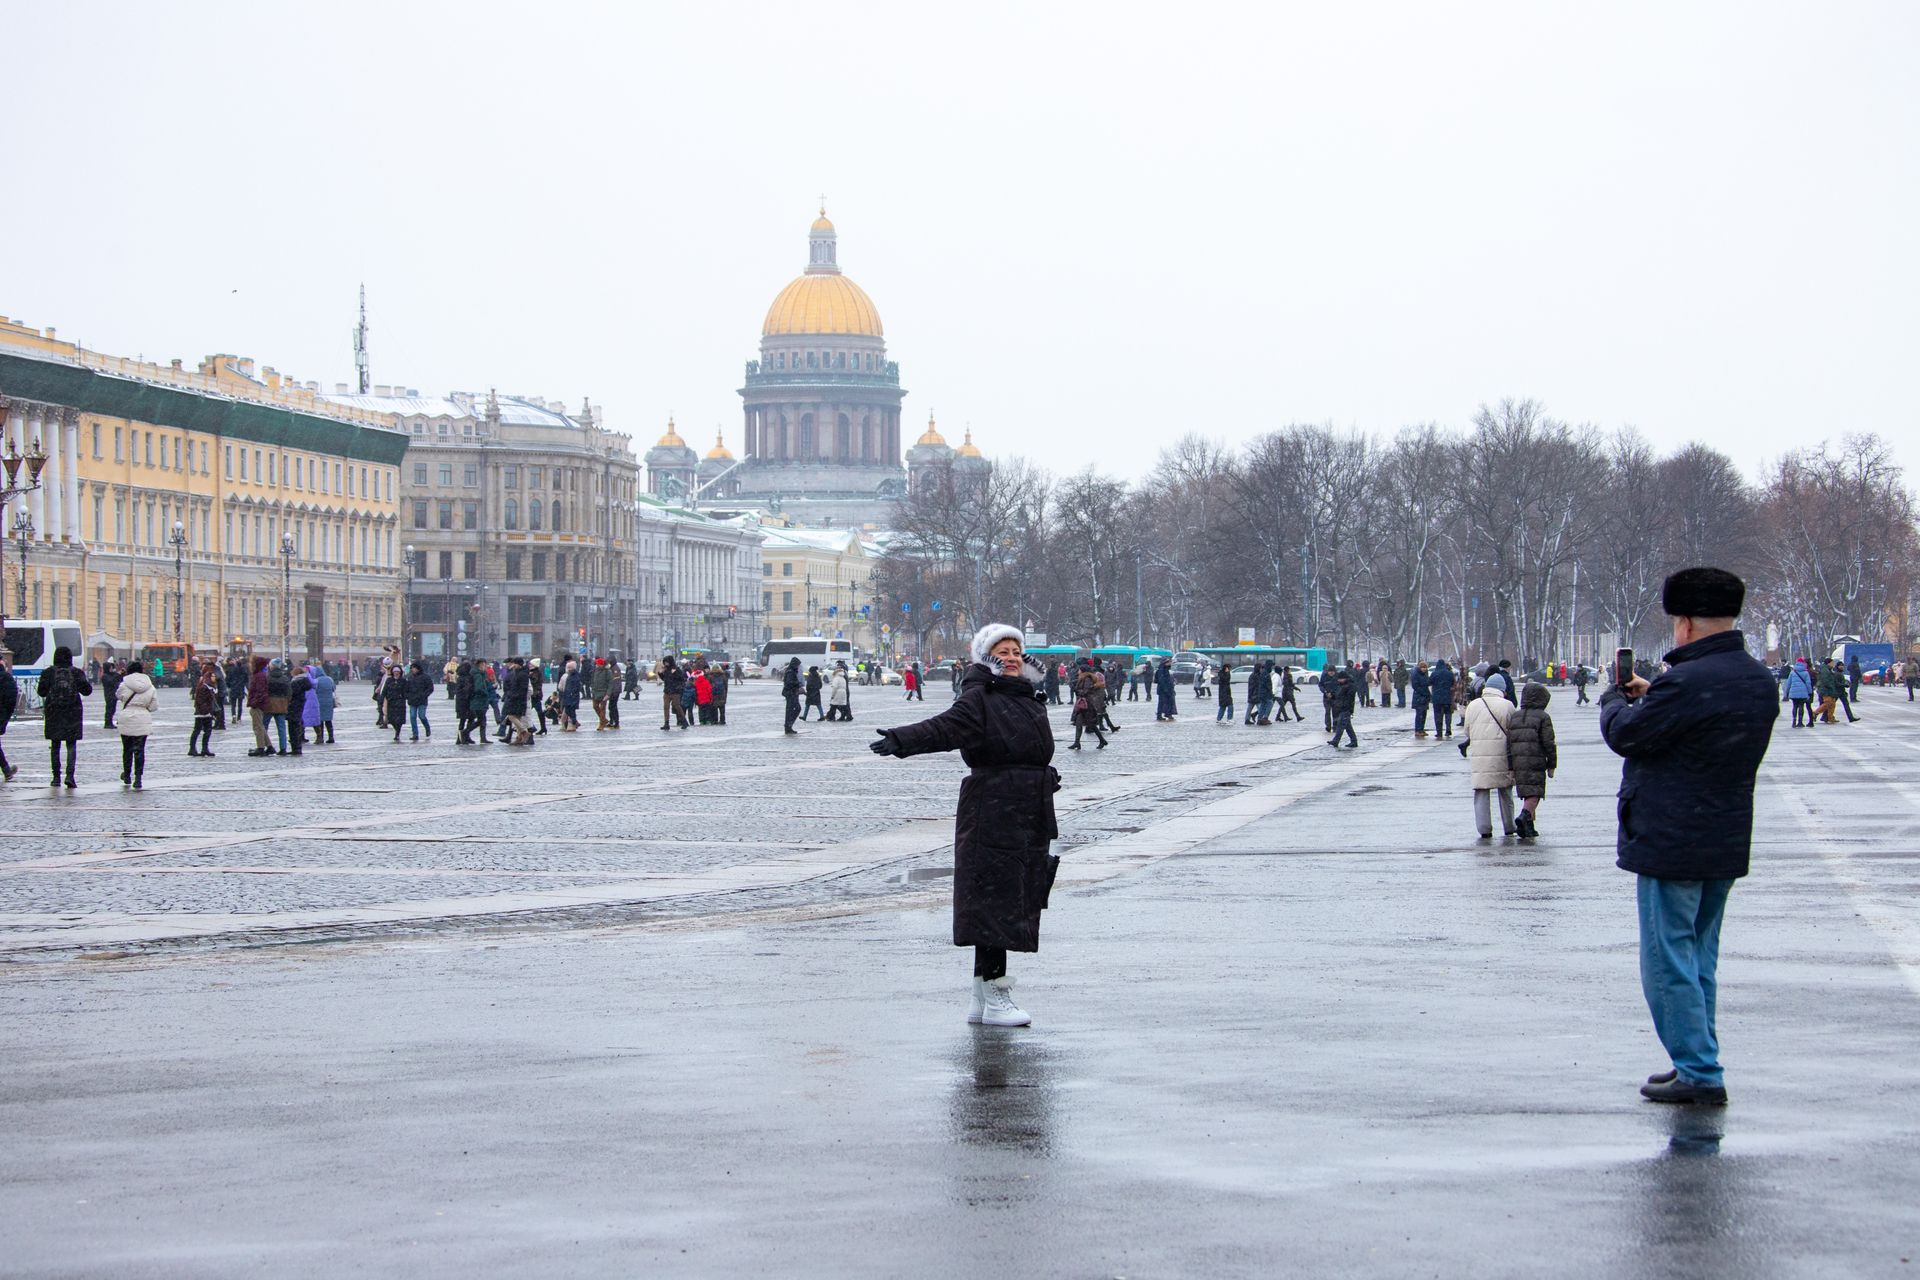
[5, 2, 1914, 483]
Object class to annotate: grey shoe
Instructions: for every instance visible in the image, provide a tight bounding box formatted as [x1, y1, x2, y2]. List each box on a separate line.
[1641, 1076, 1727, 1105]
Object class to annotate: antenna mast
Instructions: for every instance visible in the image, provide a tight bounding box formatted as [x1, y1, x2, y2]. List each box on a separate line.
[353, 283, 371, 394]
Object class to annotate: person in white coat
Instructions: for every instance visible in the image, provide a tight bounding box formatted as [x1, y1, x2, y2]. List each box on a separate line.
[826, 661, 853, 721]
[1460, 684, 1516, 838]
[115, 670, 159, 790]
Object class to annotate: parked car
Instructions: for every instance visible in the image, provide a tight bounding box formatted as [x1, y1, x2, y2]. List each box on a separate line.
[737, 661, 766, 679]
[875, 666, 904, 686]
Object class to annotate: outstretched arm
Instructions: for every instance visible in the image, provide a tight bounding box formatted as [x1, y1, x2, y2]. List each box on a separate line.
[875, 685, 985, 758]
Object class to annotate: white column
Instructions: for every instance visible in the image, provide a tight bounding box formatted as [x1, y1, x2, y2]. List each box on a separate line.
[26, 405, 48, 538]
[62, 410, 82, 541]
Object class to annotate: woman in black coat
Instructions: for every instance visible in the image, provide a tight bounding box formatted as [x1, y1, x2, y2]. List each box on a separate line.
[36, 645, 93, 788]
[871, 624, 1059, 1028]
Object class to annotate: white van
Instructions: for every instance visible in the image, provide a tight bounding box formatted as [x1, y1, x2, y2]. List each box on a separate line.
[3, 618, 84, 682]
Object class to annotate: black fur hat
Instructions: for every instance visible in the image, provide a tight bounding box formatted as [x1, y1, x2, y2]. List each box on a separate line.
[1662, 567, 1745, 618]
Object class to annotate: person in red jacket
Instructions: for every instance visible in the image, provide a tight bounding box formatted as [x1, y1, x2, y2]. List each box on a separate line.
[692, 666, 714, 724]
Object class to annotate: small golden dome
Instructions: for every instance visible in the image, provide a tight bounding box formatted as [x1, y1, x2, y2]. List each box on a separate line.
[763, 273, 883, 337]
[811, 208, 835, 234]
[706, 429, 734, 461]
[915, 413, 948, 447]
[956, 428, 983, 458]
[656, 417, 686, 448]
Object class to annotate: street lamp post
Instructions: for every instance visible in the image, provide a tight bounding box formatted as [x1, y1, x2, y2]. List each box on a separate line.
[402, 544, 416, 660]
[280, 531, 296, 662]
[169, 520, 188, 644]
[0, 433, 49, 632]
[11, 509, 33, 616]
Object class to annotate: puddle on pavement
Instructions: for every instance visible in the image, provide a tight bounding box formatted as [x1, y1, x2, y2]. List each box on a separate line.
[891, 867, 953, 885]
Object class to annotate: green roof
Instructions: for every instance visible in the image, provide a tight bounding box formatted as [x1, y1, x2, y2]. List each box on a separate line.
[0, 350, 409, 465]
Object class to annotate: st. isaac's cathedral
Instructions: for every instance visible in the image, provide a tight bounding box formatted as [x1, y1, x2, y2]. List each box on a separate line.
[645, 210, 986, 528]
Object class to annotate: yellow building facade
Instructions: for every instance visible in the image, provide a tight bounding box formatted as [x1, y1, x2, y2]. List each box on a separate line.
[757, 525, 879, 648]
[0, 314, 406, 667]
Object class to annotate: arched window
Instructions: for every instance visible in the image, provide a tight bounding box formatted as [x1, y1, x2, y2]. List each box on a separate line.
[554, 503, 566, 532]
[834, 351, 845, 369]
[504, 498, 518, 530]
[528, 498, 542, 531]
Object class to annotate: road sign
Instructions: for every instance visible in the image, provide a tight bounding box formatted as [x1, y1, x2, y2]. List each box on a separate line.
[882, 623, 892, 635]
[901, 602, 912, 614]
[930, 600, 941, 611]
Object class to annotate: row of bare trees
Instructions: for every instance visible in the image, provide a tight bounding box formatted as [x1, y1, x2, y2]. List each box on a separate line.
[875, 400, 1920, 666]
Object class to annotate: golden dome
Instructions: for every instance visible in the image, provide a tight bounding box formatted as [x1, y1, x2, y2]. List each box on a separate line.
[956, 428, 984, 458]
[763, 273, 883, 337]
[705, 429, 734, 461]
[656, 417, 686, 448]
[915, 413, 948, 447]
[811, 209, 835, 234]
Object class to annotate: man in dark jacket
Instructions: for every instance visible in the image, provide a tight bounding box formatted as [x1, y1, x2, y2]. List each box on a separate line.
[1572, 663, 1591, 704]
[1410, 661, 1432, 736]
[501, 657, 532, 745]
[1601, 567, 1777, 1106]
[1429, 659, 1457, 738]
[404, 661, 434, 740]
[0, 647, 19, 781]
[100, 660, 124, 729]
[1327, 667, 1358, 748]
[780, 657, 802, 734]
[1153, 658, 1177, 721]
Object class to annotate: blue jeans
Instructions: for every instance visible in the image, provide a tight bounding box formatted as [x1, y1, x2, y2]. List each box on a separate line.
[408, 704, 430, 738]
[1215, 701, 1233, 722]
[1413, 700, 1429, 733]
[268, 713, 288, 752]
[1637, 875, 1735, 1087]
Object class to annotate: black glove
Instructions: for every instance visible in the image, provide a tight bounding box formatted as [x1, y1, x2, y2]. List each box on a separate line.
[1457, 740, 1469, 758]
[869, 730, 900, 757]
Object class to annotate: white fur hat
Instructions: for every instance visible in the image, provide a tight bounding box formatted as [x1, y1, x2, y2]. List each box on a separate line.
[970, 623, 1025, 665]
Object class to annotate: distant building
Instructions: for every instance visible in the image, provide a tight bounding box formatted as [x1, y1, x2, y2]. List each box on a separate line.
[756, 525, 879, 651]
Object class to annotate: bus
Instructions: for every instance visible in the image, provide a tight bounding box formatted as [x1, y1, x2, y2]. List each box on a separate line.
[2, 618, 84, 683]
[760, 637, 860, 670]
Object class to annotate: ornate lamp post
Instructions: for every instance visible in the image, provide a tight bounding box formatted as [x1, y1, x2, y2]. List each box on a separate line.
[11, 509, 33, 616]
[169, 519, 189, 644]
[0, 434, 48, 630]
[402, 544, 416, 660]
[280, 531, 296, 662]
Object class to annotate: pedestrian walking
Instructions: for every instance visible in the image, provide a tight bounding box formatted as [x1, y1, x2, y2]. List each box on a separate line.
[781, 657, 803, 734]
[1215, 662, 1235, 723]
[0, 647, 20, 782]
[36, 646, 91, 788]
[1600, 567, 1777, 1105]
[827, 661, 852, 721]
[114, 666, 157, 789]
[710, 662, 731, 725]
[1460, 682, 1516, 837]
[870, 624, 1059, 1028]
[381, 662, 409, 741]
[306, 663, 337, 744]
[1410, 661, 1432, 736]
[1506, 684, 1557, 838]
[264, 660, 293, 755]
[591, 658, 613, 730]
[1069, 661, 1109, 750]
[1812, 659, 1843, 724]
[288, 663, 313, 754]
[803, 665, 825, 721]
[605, 662, 622, 729]
[403, 660, 433, 740]
[1905, 659, 1919, 701]
[1831, 659, 1860, 723]
[1277, 663, 1301, 722]
[1429, 659, 1458, 738]
[1393, 659, 1409, 708]
[1153, 657, 1177, 721]
[558, 659, 583, 731]
[1043, 661, 1061, 706]
[190, 660, 219, 757]
[1327, 664, 1358, 748]
[1784, 657, 1814, 726]
[1573, 664, 1591, 704]
[1847, 655, 1863, 703]
[468, 662, 497, 744]
[501, 657, 534, 745]
[624, 659, 641, 701]
[99, 659, 123, 730]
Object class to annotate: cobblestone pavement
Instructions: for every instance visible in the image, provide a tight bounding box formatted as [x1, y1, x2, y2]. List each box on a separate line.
[0, 679, 1423, 954]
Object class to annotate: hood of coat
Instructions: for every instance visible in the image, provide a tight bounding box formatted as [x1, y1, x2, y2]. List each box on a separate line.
[1521, 682, 1550, 710]
[119, 672, 155, 698]
[962, 660, 1045, 700]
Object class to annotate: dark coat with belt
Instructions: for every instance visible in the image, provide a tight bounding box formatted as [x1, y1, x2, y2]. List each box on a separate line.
[884, 663, 1060, 952]
[1505, 683, 1559, 798]
[1600, 630, 1778, 880]
[1428, 661, 1456, 706]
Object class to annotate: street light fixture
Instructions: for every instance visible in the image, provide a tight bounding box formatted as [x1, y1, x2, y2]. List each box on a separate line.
[11, 509, 33, 616]
[403, 544, 416, 660]
[0, 433, 48, 632]
[280, 531, 296, 662]
[169, 519, 189, 644]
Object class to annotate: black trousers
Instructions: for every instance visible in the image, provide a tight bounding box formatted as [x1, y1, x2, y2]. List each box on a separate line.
[190, 715, 214, 754]
[120, 735, 147, 780]
[50, 740, 76, 781]
[784, 696, 800, 731]
[974, 946, 1007, 980]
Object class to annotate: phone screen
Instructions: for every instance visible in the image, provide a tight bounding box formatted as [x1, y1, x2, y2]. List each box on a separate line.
[1615, 648, 1635, 685]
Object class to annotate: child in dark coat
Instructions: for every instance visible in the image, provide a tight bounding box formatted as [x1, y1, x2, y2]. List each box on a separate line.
[1505, 683, 1558, 839]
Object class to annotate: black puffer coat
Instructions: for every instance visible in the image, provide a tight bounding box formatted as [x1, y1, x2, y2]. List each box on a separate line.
[884, 663, 1061, 952]
[37, 659, 92, 742]
[1505, 683, 1558, 798]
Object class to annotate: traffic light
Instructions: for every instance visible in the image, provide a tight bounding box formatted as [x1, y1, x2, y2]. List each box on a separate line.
[578, 627, 586, 640]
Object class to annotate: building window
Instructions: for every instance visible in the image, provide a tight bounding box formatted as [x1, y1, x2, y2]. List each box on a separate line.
[413, 500, 428, 529]
[531, 552, 547, 580]
[503, 465, 519, 489]
[438, 501, 453, 530]
[782, 626, 793, 639]
[782, 562, 793, 577]
[144, 433, 153, 467]
[762, 591, 772, 611]
[555, 554, 568, 582]
[504, 499, 519, 530]
[782, 591, 793, 610]
[508, 596, 543, 624]
[463, 551, 477, 579]
[762, 563, 771, 576]
[199, 442, 208, 472]
[413, 463, 426, 485]
[505, 553, 522, 580]
[90, 424, 100, 458]
[114, 427, 124, 463]
[462, 501, 478, 530]
[438, 551, 454, 579]
[268, 454, 275, 486]
[528, 498, 542, 531]
[528, 466, 543, 489]
[92, 493, 103, 542]
[552, 504, 565, 533]
[463, 465, 478, 487]
[438, 464, 453, 486]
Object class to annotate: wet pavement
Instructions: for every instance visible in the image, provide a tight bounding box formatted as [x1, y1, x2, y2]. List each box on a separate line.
[2, 683, 1917, 1276]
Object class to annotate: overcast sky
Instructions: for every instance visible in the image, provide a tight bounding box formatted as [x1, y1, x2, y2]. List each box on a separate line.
[5, 3, 1914, 483]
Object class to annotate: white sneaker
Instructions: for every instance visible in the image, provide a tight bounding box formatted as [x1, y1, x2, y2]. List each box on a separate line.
[979, 976, 1031, 1027]
[968, 976, 986, 1024]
